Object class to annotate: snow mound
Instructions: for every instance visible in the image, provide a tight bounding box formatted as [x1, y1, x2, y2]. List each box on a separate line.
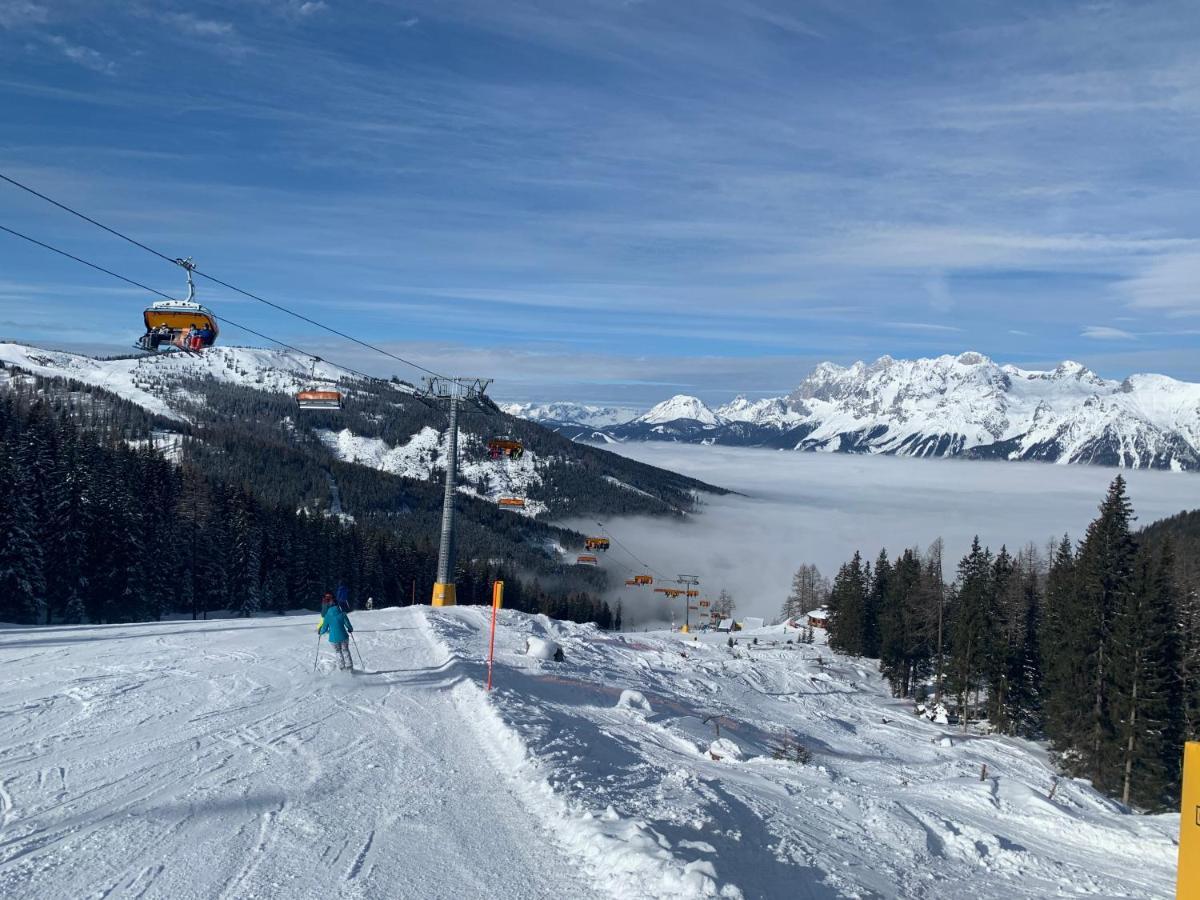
[616, 689, 653, 713]
[525, 635, 563, 660]
[707, 738, 743, 762]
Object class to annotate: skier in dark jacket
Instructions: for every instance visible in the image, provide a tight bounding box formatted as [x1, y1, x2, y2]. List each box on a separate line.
[335, 583, 350, 612]
[318, 602, 354, 671]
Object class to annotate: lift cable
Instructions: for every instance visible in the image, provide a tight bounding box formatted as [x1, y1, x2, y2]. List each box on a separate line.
[0, 171, 448, 381]
[0, 221, 384, 385]
[593, 520, 673, 582]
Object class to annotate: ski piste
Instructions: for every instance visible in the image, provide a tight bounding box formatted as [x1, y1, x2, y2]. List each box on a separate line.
[0, 607, 1177, 898]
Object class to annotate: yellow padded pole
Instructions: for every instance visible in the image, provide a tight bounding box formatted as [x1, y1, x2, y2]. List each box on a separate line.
[1179, 742, 1200, 899]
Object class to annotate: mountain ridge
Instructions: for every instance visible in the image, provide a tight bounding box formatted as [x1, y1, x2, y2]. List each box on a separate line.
[507, 351, 1200, 471]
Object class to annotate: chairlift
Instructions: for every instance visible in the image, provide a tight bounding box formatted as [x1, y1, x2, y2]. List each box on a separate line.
[296, 357, 344, 410]
[137, 258, 219, 353]
[498, 497, 526, 508]
[487, 437, 524, 460]
[576, 555, 598, 566]
[584, 537, 610, 552]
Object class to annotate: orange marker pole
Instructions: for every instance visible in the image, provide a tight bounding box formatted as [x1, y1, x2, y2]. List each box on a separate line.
[486, 580, 504, 691]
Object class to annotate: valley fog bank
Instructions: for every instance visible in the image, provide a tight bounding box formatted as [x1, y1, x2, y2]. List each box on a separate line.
[576, 445, 1200, 622]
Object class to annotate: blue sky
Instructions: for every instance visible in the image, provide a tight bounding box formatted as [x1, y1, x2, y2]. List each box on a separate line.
[1, 1, 1199, 405]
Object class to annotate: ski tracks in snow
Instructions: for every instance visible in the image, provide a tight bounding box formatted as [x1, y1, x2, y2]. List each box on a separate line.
[0, 611, 607, 900]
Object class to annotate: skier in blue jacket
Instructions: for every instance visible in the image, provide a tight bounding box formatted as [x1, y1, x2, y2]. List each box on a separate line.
[318, 602, 355, 671]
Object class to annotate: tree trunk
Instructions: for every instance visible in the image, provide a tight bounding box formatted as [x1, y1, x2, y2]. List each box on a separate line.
[1122, 651, 1139, 807]
[1093, 642, 1105, 784]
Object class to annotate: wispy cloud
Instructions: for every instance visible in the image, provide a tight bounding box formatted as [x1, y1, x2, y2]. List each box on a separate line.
[45, 35, 115, 75]
[1121, 252, 1200, 316]
[3, 1, 1200, 399]
[1081, 325, 1137, 341]
[161, 12, 236, 39]
[0, 0, 47, 29]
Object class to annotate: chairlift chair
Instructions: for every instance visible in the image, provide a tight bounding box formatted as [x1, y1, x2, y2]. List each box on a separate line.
[487, 437, 525, 460]
[137, 259, 219, 353]
[296, 357, 344, 410]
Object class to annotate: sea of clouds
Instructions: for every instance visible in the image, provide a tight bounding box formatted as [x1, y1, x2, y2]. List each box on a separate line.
[570, 445, 1200, 623]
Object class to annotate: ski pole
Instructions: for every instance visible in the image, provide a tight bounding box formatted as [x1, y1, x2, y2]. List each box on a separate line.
[313, 631, 321, 672]
[350, 633, 367, 671]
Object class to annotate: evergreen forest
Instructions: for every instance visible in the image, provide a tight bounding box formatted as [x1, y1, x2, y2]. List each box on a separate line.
[0, 375, 623, 630]
[803, 476, 1197, 812]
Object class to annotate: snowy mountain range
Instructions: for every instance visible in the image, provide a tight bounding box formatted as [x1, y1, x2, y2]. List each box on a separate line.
[509, 352, 1200, 471]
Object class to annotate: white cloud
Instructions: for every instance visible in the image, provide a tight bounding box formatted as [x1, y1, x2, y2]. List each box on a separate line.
[0, 0, 47, 29]
[1081, 325, 1136, 340]
[162, 12, 235, 38]
[45, 35, 115, 75]
[1121, 251, 1200, 316]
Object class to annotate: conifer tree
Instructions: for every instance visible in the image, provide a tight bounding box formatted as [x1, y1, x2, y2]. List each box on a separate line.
[950, 537, 993, 728]
[828, 551, 868, 655]
[1109, 540, 1181, 809]
[0, 451, 46, 624]
[1041, 535, 1079, 748]
[1072, 476, 1137, 790]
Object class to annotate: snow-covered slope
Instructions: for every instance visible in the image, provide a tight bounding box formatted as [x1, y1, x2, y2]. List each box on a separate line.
[0, 341, 379, 422]
[315, 425, 551, 516]
[508, 352, 1200, 471]
[0, 607, 1175, 898]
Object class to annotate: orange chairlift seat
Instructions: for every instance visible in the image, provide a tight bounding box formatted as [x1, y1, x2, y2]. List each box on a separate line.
[584, 537, 611, 552]
[296, 358, 344, 410]
[137, 258, 219, 354]
[498, 497, 526, 508]
[576, 555, 599, 565]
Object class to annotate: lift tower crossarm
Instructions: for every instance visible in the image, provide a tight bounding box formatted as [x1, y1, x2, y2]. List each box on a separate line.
[421, 376, 493, 607]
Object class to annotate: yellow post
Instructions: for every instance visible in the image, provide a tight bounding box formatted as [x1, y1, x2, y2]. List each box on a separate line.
[431, 582, 456, 607]
[1179, 742, 1200, 898]
[492, 581, 504, 609]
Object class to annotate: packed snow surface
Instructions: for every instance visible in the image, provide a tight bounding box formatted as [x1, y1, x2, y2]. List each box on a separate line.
[0, 607, 1176, 898]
